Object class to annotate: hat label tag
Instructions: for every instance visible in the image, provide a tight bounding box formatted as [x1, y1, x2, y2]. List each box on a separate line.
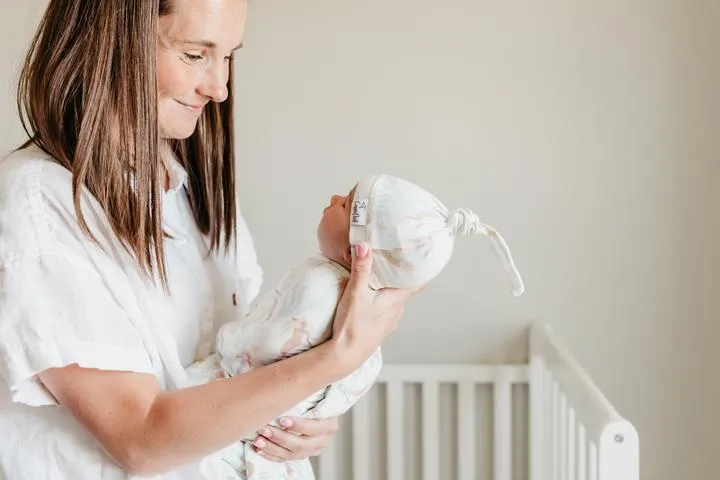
[351, 199, 368, 226]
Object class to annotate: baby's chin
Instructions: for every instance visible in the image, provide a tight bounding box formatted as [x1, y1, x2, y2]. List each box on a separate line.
[318, 242, 351, 269]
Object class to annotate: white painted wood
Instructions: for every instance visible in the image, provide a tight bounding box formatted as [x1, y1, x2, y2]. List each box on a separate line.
[386, 381, 404, 480]
[422, 381, 440, 480]
[568, 407, 576, 480]
[589, 443, 599, 480]
[315, 322, 640, 480]
[598, 422, 640, 480]
[493, 374, 512, 480]
[529, 323, 625, 441]
[577, 423, 587, 480]
[553, 381, 560, 480]
[544, 367, 555, 480]
[378, 364, 528, 384]
[457, 381, 475, 480]
[351, 395, 371, 480]
[316, 435, 337, 480]
[560, 394, 568, 480]
[529, 356, 544, 480]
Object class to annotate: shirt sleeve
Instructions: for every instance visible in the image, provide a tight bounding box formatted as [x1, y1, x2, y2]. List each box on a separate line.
[0, 159, 154, 406]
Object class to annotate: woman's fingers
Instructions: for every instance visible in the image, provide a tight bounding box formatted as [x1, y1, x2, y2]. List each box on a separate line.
[343, 243, 373, 298]
[251, 434, 293, 460]
[331, 242, 424, 370]
[252, 447, 285, 463]
[273, 416, 339, 437]
[252, 421, 334, 461]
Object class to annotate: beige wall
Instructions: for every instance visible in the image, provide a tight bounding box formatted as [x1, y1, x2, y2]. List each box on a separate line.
[2, 1, 718, 479]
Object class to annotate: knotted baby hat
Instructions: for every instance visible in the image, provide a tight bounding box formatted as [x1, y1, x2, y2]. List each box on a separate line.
[348, 174, 524, 296]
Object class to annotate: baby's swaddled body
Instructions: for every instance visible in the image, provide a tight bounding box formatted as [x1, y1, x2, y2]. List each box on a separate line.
[186, 255, 382, 479]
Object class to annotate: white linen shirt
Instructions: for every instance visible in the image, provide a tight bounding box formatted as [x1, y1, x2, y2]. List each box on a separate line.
[0, 144, 264, 479]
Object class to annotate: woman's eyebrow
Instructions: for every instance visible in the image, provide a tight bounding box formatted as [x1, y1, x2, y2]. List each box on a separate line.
[181, 39, 244, 51]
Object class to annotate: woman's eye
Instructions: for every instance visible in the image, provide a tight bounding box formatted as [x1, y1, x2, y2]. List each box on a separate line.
[184, 53, 203, 62]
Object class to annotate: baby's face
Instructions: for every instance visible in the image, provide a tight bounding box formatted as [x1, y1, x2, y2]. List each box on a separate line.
[317, 184, 357, 268]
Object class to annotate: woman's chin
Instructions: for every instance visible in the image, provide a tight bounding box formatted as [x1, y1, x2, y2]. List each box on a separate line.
[160, 121, 199, 140]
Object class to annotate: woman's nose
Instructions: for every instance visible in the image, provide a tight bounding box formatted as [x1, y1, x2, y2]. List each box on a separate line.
[197, 64, 229, 103]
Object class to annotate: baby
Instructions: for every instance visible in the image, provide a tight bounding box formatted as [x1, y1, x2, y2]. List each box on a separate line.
[186, 174, 525, 479]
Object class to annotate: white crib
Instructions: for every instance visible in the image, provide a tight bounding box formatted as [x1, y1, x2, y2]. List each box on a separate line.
[312, 322, 639, 480]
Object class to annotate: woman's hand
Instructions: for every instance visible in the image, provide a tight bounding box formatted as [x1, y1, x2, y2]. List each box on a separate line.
[250, 243, 420, 463]
[251, 416, 339, 462]
[330, 243, 421, 371]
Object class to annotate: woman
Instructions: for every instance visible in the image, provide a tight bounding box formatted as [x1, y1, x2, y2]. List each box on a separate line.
[0, 0, 415, 478]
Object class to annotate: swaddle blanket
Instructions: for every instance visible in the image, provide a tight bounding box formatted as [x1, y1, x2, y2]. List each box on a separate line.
[186, 256, 382, 479]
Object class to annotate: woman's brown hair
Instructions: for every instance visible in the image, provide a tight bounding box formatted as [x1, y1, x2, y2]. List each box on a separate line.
[16, 0, 237, 288]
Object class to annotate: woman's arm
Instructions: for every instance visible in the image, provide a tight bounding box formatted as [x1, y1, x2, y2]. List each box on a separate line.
[39, 339, 349, 476]
[38, 243, 417, 476]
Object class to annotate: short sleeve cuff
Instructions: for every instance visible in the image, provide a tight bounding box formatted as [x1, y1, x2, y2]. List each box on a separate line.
[2, 339, 154, 407]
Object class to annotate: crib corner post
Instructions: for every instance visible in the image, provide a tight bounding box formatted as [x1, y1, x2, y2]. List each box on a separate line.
[598, 421, 640, 480]
[529, 353, 545, 480]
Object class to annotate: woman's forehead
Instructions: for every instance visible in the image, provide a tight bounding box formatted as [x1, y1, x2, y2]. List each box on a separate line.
[161, 0, 246, 50]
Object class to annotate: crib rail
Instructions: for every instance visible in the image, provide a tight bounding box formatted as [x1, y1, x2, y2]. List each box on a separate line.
[530, 323, 639, 480]
[316, 365, 529, 480]
[314, 322, 639, 480]
[378, 365, 526, 480]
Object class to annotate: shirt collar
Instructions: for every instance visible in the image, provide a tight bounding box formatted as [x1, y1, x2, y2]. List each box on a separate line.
[162, 153, 189, 192]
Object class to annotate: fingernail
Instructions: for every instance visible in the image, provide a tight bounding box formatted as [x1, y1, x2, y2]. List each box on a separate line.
[253, 438, 266, 448]
[354, 243, 368, 258]
[260, 427, 272, 437]
[279, 417, 293, 428]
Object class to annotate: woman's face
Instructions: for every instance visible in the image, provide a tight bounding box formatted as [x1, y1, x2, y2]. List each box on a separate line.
[156, 0, 246, 139]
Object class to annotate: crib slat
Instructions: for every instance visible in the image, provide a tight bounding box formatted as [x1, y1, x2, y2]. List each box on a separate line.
[553, 381, 560, 480]
[422, 381, 440, 480]
[545, 368, 555, 480]
[577, 423, 587, 480]
[589, 443, 599, 480]
[568, 407, 576, 480]
[493, 373, 512, 480]
[317, 436, 337, 480]
[386, 381, 404, 480]
[352, 396, 371, 480]
[561, 394, 568, 480]
[458, 381, 475, 480]
[529, 357, 544, 480]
